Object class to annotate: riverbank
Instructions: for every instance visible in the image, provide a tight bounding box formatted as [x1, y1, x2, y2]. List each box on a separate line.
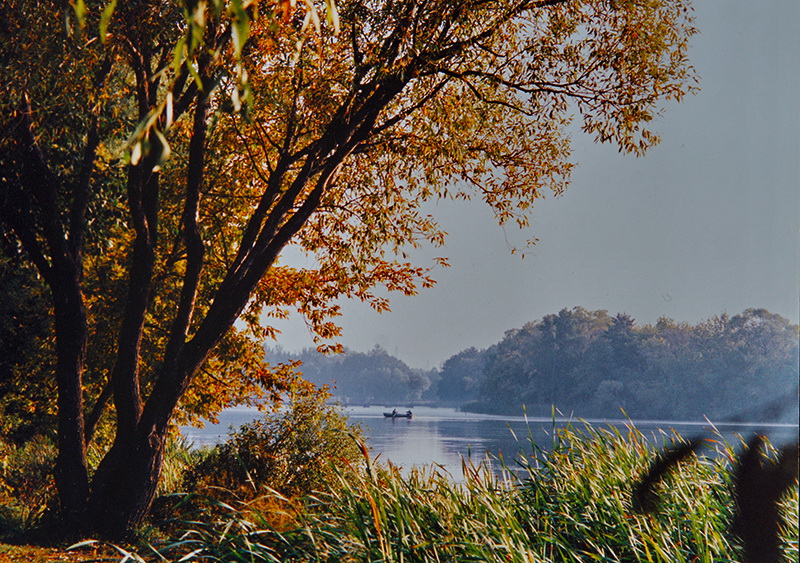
[0, 542, 122, 562]
[11, 422, 798, 562]
[4, 402, 797, 562]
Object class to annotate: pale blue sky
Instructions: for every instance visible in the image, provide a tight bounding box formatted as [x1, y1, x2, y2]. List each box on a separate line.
[272, 0, 800, 368]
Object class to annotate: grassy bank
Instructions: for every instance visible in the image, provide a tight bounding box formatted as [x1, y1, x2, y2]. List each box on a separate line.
[2, 417, 797, 562]
[143, 424, 798, 562]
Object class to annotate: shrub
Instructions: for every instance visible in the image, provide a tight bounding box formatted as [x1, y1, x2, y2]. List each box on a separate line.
[157, 434, 206, 497]
[184, 387, 365, 503]
[0, 435, 58, 537]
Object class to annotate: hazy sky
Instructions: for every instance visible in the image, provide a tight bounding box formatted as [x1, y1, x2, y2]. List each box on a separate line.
[272, 0, 800, 368]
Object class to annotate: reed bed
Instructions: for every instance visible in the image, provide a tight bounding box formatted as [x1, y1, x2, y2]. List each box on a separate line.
[146, 424, 798, 562]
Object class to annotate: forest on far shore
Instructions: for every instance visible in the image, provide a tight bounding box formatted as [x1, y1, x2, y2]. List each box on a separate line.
[267, 307, 799, 422]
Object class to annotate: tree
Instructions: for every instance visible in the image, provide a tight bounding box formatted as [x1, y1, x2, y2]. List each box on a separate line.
[689, 309, 799, 420]
[535, 307, 609, 405]
[472, 309, 798, 419]
[0, 0, 697, 536]
[437, 347, 485, 403]
[477, 325, 537, 411]
[269, 346, 435, 403]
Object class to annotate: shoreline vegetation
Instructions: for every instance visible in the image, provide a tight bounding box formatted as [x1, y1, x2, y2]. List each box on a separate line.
[2, 399, 798, 562]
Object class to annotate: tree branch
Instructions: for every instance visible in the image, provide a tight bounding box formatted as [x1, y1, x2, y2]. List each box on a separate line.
[14, 95, 70, 263]
[162, 92, 209, 367]
[109, 53, 166, 438]
[69, 56, 114, 263]
[84, 378, 113, 445]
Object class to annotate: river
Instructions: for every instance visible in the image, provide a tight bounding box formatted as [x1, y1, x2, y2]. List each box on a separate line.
[180, 405, 799, 479]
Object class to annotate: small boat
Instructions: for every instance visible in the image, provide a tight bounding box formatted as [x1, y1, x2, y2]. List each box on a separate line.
[383, 411, 413, 419]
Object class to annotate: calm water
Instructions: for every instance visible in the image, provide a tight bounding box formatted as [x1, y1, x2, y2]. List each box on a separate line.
[181, 406, 799, 479]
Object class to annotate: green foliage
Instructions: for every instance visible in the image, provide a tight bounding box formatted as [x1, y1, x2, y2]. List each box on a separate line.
[517, 426, 734, 563]
[184, 388, 365, 502]
[436, 347, 485, 404]
[0, 255, 55, 445]
[0, 436, 58, 537]
[156, 435, 206, 498]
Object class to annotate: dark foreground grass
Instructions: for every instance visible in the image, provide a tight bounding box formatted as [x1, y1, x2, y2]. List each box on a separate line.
[140, 424, 798, 563]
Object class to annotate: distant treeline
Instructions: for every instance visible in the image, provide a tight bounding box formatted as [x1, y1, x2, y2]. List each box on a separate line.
[268, 307, 799, 422]
[266, 346, 438, 406]
[446, 308, 799, 421]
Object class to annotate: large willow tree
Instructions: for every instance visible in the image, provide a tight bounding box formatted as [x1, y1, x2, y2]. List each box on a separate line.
[0, 0, 696, 536]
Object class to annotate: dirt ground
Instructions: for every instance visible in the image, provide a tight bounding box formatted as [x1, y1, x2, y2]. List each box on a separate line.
[0, 542, 136, 562]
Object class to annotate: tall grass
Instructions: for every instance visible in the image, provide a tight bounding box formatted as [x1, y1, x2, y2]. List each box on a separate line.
[147, 423, 798, 562]
[513, 424, 734, 563]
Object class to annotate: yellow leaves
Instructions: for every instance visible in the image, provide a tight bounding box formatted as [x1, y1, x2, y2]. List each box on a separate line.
[177, 329, 307, 426]
[246, 246, 439, 353]
[517, 0, 697, 155]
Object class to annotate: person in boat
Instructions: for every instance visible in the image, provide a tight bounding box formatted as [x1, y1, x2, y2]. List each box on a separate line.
[406, 410, 412, 416]
[392, 409, 397, 416]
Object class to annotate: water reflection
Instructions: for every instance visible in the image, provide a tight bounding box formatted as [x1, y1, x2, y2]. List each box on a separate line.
[181, 406, 799, 480]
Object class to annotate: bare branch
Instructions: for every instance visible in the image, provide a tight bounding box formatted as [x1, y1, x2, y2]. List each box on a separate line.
[69, 56, 113, 263]
[437, 67, 534, 115]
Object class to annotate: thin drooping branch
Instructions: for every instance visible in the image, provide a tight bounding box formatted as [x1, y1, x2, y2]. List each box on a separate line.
[414, 0, 567, 69]
[232, 118, 274, 187]
[438, 68, 534, 114]
[454, 65, 630, 108]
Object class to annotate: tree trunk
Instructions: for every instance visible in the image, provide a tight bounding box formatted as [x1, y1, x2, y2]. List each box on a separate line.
[7, 95, 94, 530]
[86, 425, 166, 538]
[51, 278, 91, 530]
[84, 279, 257, 536]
